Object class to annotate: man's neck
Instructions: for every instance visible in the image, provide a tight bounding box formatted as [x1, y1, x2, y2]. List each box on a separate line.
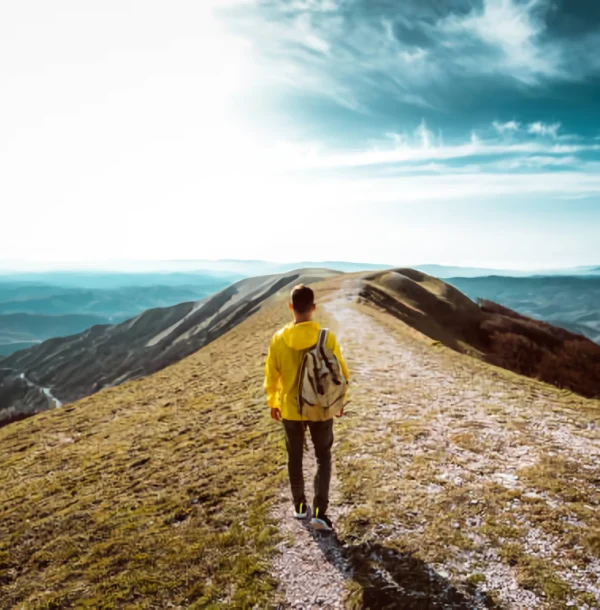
[293, 316, 313, 324]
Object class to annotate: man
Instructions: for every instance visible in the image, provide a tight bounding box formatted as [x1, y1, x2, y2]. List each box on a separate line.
[264, 284, 349, 531]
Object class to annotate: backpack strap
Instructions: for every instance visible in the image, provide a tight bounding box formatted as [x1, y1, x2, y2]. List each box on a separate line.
[317, 328, 328, 351]
[315, 328, 328, 368]
[317, 328, 341, 385]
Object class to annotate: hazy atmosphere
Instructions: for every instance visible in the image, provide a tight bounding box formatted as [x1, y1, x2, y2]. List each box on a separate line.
[2, 0, 599, 269]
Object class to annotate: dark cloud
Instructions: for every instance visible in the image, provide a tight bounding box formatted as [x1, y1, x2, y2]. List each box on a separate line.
[546, 0, 600, 37]
[352, 0, 479, 21]
[390, 19, 437, 48]
[221, 0, 600, 144]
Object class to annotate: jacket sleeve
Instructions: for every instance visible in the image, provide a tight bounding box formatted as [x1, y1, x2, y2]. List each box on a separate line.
[329, 332, 350, 382]
[264, 334, 281, 409]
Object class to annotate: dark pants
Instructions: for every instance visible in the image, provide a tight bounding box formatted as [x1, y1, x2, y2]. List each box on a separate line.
[282, 419, 334, 513]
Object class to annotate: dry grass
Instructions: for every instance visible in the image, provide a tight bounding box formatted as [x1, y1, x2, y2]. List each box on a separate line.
[323, 295, 600, 608]
[0, 303, 293, 609]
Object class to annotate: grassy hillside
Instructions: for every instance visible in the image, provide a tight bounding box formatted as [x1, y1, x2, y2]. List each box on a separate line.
[1, 272, 599, 608]
[0, 296, 292, 609]
[363, 269, 600, 399]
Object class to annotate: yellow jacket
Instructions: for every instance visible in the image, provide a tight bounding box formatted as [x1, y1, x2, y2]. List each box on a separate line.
[264, 321, 349, 421]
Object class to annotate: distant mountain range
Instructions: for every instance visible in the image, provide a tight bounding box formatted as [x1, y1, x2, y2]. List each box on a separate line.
[0, 273, 242, 356]
[0, 270, 243, 289]
[1, 262, 598, 358]
[447, 276, 600, 344]
[416, 264, 600, 278]
[3, 260, 599, 278]
[0, 313, 108, 356]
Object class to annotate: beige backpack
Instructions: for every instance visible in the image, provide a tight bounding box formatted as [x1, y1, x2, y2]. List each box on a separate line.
[297, 328, 347, 421]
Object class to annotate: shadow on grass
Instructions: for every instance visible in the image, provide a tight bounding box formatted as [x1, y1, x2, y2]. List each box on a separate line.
[309, 529, 499, 609]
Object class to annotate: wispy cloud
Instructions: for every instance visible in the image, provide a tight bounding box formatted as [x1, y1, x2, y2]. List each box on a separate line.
[493, 120, 520, 134]
[220, 0, 600, 113]
[385, 154, 580, 175]
[528, 121, 561, 138]
[280, 121, 600, 171]
[294, 171, 600, 205]
[441, 0, 562, 84]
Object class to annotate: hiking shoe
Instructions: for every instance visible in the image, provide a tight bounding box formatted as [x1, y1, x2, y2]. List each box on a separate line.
[293, 500, 309, 519]
[311, 508, 333, 531]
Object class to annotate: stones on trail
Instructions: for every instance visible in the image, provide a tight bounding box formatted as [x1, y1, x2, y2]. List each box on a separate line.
[271, 448, 349, 609]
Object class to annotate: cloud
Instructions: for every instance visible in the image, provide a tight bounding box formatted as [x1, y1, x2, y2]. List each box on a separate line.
[414, 120, 435, 148]
[528, 121, 561, 138]
[493, 120, 520, 133]
[282, 124, 599, 171]
[441, 0, 562, 83]
[502, 155, 576, 168]
[219, 0, 600, 116]
[290, 172, 600, 206]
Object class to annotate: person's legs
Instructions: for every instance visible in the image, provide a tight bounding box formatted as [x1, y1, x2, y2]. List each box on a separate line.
[308, 419, 334, 513]
[282, 419, 307, 508]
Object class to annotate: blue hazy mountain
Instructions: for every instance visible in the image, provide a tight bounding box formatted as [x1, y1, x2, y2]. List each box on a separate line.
[0, 313, 109, 356]
[1, 262, 598, 356]
[4, 260, 599, 279]
[0, 272, 243, 355]
[416, 264, 600, 278]
[447, 276, 600, 344]
[0, 270, 243, 289]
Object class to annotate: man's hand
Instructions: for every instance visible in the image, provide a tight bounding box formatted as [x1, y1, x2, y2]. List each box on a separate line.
[270, 407, 282, 421]
[335, 400, 350, 418]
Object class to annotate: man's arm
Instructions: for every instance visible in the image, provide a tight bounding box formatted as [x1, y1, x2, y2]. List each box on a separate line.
[329, 332, 349, 382]
[328, 331, 349, 418]
[264, 335, 282, 420]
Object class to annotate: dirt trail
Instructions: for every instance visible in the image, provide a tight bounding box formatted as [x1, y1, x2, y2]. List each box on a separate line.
[271, 288, 444, 608]
[271, 449, 351, 609]
[271, 284, 600, 608]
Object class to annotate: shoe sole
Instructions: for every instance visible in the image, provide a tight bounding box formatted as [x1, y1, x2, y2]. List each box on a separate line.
[310, 518, 333, 531]
[293, 512, 309, 519]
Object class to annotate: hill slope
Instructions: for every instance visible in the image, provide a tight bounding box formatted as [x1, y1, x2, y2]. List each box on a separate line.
[0, 269, 338, 425]
[362, 269, 600, 399]
[1, 272, 599, 608]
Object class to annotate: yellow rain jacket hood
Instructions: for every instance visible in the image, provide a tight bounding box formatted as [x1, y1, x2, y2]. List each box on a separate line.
[264, 321, 349, 421]
[282, 321, 321, 350]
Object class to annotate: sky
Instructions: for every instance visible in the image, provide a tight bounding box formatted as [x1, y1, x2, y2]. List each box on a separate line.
[1, 0, 600, 270]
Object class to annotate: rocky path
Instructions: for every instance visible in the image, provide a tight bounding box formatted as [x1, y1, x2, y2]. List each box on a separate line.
[271, 449, 351, 609]
[271, 286, 600, 608]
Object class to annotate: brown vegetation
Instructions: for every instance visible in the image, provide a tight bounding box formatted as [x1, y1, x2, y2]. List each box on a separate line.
[480, 300, 600, 399]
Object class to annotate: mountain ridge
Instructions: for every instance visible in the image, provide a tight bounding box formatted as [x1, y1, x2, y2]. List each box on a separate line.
[1, 272, 598, 608]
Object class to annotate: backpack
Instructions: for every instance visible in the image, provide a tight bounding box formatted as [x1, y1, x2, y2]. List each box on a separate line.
[297, 328, 347, 421]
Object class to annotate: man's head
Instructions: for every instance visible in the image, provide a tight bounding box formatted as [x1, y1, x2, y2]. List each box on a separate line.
[290, 284, 316, 321]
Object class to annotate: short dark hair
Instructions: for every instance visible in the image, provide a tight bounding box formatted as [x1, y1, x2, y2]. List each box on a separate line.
[291, 284, 315, 314]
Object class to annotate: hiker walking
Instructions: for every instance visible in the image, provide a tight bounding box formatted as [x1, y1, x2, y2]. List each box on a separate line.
[264, 284, 349, 531]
